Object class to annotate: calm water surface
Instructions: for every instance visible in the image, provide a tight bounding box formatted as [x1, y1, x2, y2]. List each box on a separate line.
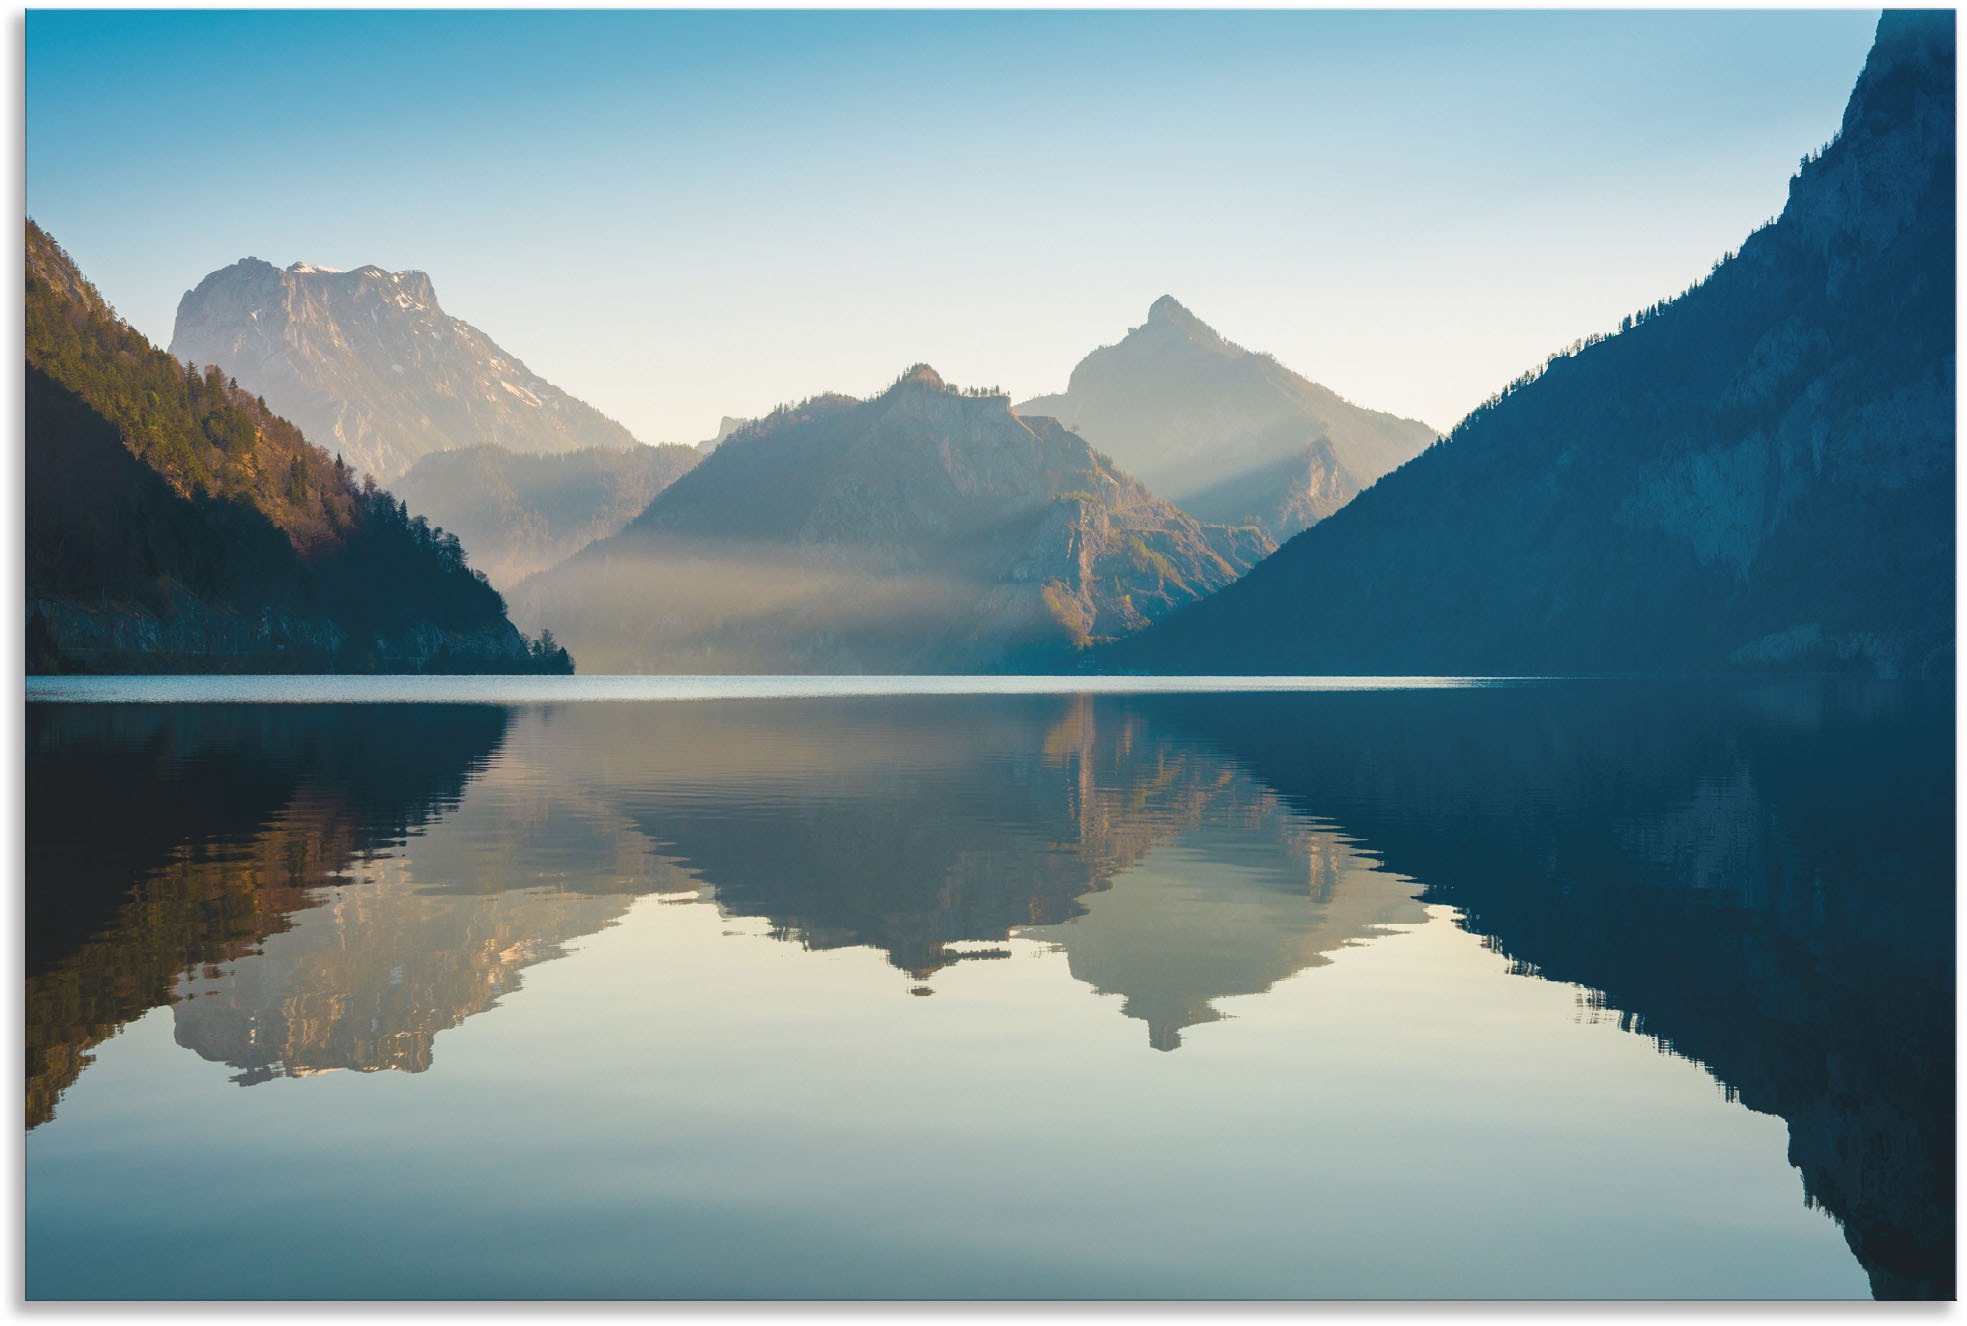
[24, 677, 1953, 1299]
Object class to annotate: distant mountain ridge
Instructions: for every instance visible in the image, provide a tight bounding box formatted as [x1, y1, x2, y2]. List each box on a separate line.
[171, 259, 641, 481]
[1115, 10, 1954, 678]
[25, 221, 568, 674]
[514, 364, 1273, 672]
[1017, 297, 1436, 540]
[394, 443, 701, 589]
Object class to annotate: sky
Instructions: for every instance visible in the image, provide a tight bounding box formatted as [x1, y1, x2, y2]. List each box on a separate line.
[27, 8, 1882, 444]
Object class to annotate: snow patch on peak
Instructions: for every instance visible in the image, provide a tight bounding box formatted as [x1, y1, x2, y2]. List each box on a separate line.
[288, 262, 344, 275]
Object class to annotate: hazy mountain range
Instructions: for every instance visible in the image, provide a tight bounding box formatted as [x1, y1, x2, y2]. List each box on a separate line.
[511, 365, 1273, 673]
[1018, 296, 1436, 541]
[22, 13, 1951, 679]
[392, 443, 700, 589]
[171, 259, 643, 482]
[1115, 9, 1954, 679]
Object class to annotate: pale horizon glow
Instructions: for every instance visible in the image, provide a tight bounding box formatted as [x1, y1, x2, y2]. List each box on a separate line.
[27, 9, 1880, 445]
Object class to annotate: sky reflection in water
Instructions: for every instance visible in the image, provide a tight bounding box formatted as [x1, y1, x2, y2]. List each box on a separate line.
[24, 679, 1951, 1299]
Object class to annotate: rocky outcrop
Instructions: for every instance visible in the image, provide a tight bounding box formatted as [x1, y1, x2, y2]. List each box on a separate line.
[171, 259, 641, 481]
[1017, 297, 1436, 540]
[697, 416, 748, 454]
[514, 365, 1274, 672]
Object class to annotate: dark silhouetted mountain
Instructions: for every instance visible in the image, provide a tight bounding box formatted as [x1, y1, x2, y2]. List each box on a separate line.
[25, 221, 568, 674]
[170, 257, 641, 481]
[513, 364, 1274, 672]
[1115, 12, 1954, 678]
[1017, 297, 1436, 540]
[393, 442, 700, 589]
[1143, 679, 1952, 1299]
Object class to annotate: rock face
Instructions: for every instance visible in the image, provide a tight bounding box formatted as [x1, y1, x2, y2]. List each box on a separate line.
[697, 416, 748, 454]
[170, 259, 641, 481]
[1116, 12, 1955, 678]
[514, 364, 1273, 672]
[1017, 297, 1436, 540]
[393, 442, 701, 589]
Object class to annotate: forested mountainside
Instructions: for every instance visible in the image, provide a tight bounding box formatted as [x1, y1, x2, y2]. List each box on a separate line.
[394, 442, 700, 589]
[513, 365, 1273, 673]
[1115, 10, 1954, 679]
[26, 221, 569, 674]
[1017, 297, 1435, 541]
[171, 256, 640, 481]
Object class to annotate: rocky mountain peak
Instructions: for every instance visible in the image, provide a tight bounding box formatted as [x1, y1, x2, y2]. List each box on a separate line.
[891, 362, 949, 392]
[171, 255, 642, 480]
[1018, 297, 1434, 538]
[1139, 294, 1233, 354]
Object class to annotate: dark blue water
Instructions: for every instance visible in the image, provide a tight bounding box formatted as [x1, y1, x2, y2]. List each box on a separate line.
[24, 678, 1953, 1299]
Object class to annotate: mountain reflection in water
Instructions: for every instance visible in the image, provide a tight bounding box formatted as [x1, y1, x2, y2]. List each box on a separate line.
[23, 681, 1952, 1299]
[26, 703, 509, 1127]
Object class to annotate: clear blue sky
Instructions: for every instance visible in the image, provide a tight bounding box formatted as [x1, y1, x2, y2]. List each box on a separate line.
[28, 9, 1881, 443]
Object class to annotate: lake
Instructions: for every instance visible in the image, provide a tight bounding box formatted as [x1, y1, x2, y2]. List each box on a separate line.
[23, 676, 1953, 1299]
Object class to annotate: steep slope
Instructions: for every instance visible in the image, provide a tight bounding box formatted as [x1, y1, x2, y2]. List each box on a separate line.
[1115, 11, 1954, 678]
[1017, 297, 1436, 540]
[513, 365, 1273, 672]
[171, 258, 640, 481]
[393, 442, 700, 589]
[26, 221, 569, 674]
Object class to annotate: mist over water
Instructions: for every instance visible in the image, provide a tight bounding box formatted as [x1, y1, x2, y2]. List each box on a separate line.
[24, 678, 1948, 1299]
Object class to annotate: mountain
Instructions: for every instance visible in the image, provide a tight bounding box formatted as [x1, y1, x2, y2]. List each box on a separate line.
[513, 364, 1274, 672]
[25, 221, 569, 674]
[170, 258, 641, 481]
[1114, 11, 1954, 679]
[393, 442, 700, 589]
[697, 416, 748, 454]
[1016, 297, 1436, 540]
